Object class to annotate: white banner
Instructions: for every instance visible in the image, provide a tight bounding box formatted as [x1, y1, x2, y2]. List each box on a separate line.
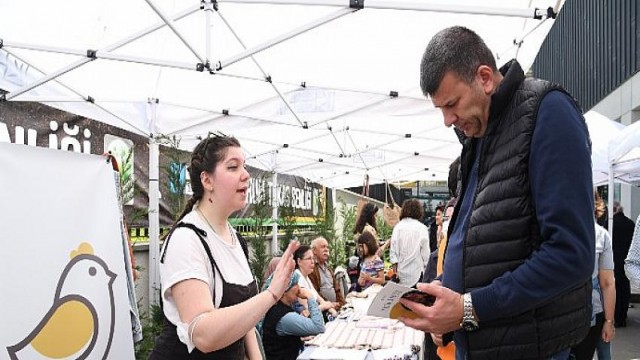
[0, 142, 135, 360]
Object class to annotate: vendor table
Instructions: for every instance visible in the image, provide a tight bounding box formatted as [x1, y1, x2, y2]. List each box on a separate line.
[298, 285, 424, 360]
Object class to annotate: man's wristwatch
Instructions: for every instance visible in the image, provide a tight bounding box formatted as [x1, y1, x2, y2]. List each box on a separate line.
[460, 292, 479, 331]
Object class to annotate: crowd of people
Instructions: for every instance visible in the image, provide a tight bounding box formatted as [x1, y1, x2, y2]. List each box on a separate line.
[145, 25, 640, 360]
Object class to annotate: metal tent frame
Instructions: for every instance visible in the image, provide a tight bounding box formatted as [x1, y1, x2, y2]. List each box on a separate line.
[0, 0, 562, 305]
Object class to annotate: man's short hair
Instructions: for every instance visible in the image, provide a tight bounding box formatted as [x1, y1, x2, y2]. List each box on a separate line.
[310, 236, 328, 249]
[420, 26, 497, 96]
[613, 201, 624, 214]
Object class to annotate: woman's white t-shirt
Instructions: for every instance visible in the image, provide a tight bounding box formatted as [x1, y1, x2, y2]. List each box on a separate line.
[159, 210, 254, 349]
[296, 269, 320, 300]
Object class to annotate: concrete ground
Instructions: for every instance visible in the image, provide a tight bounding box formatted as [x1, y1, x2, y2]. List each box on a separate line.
[610, 297, 640, 360]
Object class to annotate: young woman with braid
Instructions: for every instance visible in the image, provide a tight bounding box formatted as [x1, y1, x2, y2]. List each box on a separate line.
[150, 135, 299, 360]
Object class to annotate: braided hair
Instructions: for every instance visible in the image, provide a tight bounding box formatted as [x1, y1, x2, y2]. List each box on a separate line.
[176, 134, 241, 223]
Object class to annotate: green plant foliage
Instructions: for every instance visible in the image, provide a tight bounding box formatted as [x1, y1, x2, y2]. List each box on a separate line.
[313, 196, 348, 270]
[376, 215, 392, 241]
[116, 146, 135, 204]
[337, 198, 355, 268]
[115, 146, 148, 224]
[157, 135, 189, 221]
[134, 303, 163, 359]
[376, 215, 392, 262]
[239, 173, 272, 289]
[278, 192, 298, 254]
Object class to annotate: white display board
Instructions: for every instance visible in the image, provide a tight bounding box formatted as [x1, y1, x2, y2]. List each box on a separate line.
[0, 142, 135, 360]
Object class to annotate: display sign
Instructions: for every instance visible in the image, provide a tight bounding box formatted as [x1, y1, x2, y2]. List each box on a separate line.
[0, 100, 325, 227]
[0, 142, 135, 359]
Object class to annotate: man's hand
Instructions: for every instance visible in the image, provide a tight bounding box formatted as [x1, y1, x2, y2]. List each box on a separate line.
[298, 288, 313, 300]
[398, 281, 464, 334]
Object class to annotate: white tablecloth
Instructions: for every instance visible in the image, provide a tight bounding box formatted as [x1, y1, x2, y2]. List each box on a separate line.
[298, 286, 424, 360]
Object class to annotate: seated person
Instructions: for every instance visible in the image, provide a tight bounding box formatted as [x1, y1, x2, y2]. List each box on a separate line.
[308, 237, 345, 309]
[294, 245, 339, 319]
[262, 272, 325, 360]
[263, 256, 282, 284]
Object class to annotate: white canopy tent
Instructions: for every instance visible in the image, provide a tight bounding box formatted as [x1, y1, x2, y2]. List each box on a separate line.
[585, 111, 626, 187]
[605, 118, 640, 232]
[585, 110, 625, 233]
[609, 120, 640, 185]
[585, 110, 640, 233]
[0, 0, 564, 305]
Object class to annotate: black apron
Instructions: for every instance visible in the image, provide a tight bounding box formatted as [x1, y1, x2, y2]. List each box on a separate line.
[150, 223, 257, 360]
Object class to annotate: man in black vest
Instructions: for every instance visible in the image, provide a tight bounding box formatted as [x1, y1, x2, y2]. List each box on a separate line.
[612, 201, 634, 327]
[399, 26, 594, 360]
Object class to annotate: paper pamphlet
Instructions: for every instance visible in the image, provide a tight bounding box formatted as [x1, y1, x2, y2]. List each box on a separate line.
[366, 282, 434, 319]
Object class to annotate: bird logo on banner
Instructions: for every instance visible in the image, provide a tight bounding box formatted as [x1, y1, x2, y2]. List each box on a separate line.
[7, 243, 117, 360]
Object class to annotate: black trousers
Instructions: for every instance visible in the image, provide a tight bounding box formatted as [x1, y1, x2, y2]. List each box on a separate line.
[614, 268, 630, 325]
[570, 312, 604, 360]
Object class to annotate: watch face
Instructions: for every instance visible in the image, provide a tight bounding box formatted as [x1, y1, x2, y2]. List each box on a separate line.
[462, 320, 479, 331]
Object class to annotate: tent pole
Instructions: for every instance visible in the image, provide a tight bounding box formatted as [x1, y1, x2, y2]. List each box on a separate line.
[309, 95, 392, 128]
[3, 4, 199, 101]
[148, 99, 161, 307]
[218, 0, 544, 19]
[204, 0, 214, 62]
[271, 171, 279, 254]
[149, 136, 161, 306]
[217, 8, 353, 70]
[4, 41, 198, 71]
[144, 0, 206, 64]
[608, 163, 614, 236]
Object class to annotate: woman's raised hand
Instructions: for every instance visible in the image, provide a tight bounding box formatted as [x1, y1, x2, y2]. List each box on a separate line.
[268, 241, 300, 297]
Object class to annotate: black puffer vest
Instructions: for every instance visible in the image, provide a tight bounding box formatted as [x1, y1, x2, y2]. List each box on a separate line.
[262, 302, 302, 360]
[452, 60, 591, 359]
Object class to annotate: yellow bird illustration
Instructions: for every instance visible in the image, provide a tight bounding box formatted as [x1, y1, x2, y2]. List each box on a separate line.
[7, 243, 117, 360]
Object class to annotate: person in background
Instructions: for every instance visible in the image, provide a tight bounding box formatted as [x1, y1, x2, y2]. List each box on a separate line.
[357, 231, 385, 290]
[354, 203, 379, 242]
[150, 134, 298, 360]
[264, 257, 282, 284]
[626, 213, 640, 290]
[294, 245, 339, 319]
[571, 192, 616, 360]
[262, 272, 325, 360]
[389, 199, 431, 288]
[612, 201, 634, 327]
[308, 237, 345, 309]
[423, 158, 459, 360]
[351, 203, 379, 290]
[400, 26, 594, 359]
[428, 211, 439, 254]
[433, 205, 445, 248]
